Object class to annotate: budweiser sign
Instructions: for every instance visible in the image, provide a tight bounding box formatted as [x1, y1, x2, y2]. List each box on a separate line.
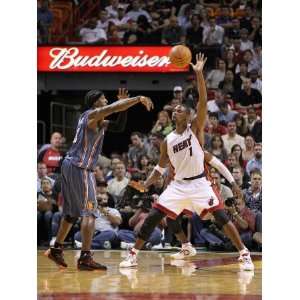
[37, 46, 188, 72]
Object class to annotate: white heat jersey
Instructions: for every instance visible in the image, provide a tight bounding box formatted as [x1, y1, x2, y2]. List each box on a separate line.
[167, 125, 205, 180]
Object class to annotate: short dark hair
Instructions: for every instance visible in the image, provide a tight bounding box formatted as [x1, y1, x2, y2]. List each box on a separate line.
[96, 180, 107, 187]
[232, 165, 244, 174]
[240, 61, 248, 67]
[208, 112, 219, 119]
[250, 168, 261, 177]
[254, 143, 262, 148]
[84, 90, 104, 108]
[180, 103, 191, 114]
[130, 131, 143, 139]
[243, 49, 253, 56]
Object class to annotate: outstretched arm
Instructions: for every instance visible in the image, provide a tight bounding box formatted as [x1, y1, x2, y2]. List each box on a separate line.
[144, 140, 169, 189]
[105, 89, 129, 132]
[88, 90, 153, 130]
[190, 53, 208, 146]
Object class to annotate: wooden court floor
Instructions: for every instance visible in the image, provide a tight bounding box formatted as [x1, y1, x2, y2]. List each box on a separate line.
[38, 249, 262, 300]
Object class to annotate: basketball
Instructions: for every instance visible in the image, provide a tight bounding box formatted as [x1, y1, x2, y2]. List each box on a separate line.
[169, 45, 192, 68]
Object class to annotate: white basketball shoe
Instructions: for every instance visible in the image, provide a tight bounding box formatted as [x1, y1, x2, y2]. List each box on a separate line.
[238, 249, 255, 271]
[170, 243, 197, 260]
[119, 249, 138, 268]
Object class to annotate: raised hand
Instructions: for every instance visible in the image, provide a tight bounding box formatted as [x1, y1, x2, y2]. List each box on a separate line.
[190, 53, 207, 74]
[140, 96, 154, 111]
[117, 88, 129, 100]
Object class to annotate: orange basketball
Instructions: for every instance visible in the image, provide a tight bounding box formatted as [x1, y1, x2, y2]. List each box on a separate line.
[169, 45, 192, 68]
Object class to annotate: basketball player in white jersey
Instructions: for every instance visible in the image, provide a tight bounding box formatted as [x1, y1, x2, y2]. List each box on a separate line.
[120, 53, 254, 271]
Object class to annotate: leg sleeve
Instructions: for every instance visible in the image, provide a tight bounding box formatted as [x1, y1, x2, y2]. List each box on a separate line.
[137, 208, 166, 241]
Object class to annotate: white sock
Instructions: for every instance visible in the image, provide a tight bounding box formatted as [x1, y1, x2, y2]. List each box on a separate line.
[182, 242, 191, 248]
[131, 248, 139, 255]
[239, 248, 249, 256]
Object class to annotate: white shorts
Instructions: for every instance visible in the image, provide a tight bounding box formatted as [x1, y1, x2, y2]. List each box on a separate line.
[153, 177, 223, 220]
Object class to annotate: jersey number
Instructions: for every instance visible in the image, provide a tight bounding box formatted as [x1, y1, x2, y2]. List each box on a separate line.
[189, 147, 193, 156]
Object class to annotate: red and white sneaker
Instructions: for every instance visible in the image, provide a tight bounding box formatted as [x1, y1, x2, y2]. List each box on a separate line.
[170, 243, 197, 260]
[119, 249, 138, 268]
[238, 249, 254, 271]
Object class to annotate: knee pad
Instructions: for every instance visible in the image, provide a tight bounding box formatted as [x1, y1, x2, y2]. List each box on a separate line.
[138, 208, 165, 241]
[64, 215, 78, 224]
[212, 209, 230, 228]
[167, 217, 182, 235]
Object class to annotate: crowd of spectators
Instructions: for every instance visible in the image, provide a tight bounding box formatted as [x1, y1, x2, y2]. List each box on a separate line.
[37, 0, 262, 251]
[37, 88, 262, 251]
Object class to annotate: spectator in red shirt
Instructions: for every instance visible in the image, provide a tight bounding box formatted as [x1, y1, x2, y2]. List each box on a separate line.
[38, 132, 63, 177]
[205, 112, 228, 136]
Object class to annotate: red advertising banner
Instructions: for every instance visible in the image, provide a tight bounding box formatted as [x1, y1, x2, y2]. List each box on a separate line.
[37, 46, 189, 73]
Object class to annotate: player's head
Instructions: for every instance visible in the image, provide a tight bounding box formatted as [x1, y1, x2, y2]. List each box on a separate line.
[85, 90, 107, 109]
[172, 104, 191, 124]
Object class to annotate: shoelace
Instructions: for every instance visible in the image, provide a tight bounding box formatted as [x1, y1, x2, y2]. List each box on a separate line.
[84, 255, 102, 267]
[179, 249, 190, 256]
[126, 250, 136, 261]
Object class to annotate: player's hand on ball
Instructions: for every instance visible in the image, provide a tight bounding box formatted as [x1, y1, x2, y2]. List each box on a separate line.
[190, 53, 207, 73]
[140, 96, 154, 111]
[117, 88, 129, 100]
